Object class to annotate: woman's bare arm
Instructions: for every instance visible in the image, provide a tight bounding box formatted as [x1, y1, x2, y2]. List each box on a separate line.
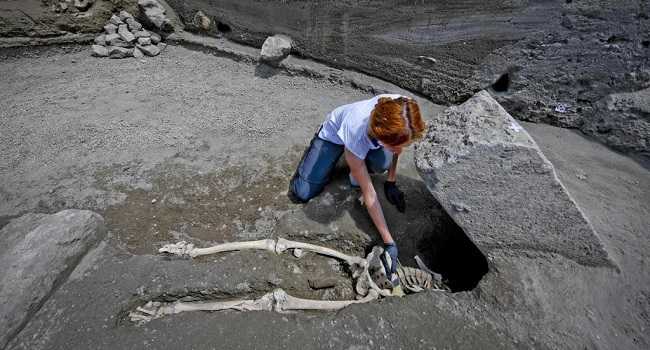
[345, 149, 394, 244]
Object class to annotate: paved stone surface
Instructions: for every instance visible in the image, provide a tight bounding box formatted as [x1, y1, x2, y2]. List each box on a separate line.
[0, 210, 106, 349]
[415, 91, 612, 267]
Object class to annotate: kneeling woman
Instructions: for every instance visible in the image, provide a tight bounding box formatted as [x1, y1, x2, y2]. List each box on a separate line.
[289, 94, 426, 279]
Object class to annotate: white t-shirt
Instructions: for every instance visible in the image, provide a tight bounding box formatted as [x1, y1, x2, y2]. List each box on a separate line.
[318, 94, 403, 159]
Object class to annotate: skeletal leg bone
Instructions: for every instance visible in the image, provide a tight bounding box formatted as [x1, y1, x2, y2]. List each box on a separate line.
[159, 239, 277, 258]
[161, 238, 368, 276]
[129, 288, 379, 323]
[129, 293, 275, 323]
[274, 289, 379, 311]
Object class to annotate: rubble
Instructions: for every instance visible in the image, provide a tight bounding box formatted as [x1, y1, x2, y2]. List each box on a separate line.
[91, 10, 165, 59]
[91, 44, 108, 57]
[109, 46, 133, 59]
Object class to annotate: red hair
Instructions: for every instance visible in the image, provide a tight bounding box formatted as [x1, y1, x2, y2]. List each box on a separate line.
[369, 97, 425, 146]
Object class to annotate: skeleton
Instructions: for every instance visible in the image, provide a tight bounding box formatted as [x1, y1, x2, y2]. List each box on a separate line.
[129, 238, 447, 323]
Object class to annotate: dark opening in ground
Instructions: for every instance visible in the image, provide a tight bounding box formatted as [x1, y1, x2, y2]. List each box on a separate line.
[491, 73, 510, 92]
[415, 217, 489, 292]
[217, 22, 232, 33]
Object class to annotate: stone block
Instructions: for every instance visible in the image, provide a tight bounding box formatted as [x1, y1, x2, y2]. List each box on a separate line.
[414, 91, 612, 267]
[0, 210, 105, 349]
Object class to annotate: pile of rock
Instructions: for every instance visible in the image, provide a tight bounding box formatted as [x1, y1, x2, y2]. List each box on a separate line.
[91, 10, 166, 59]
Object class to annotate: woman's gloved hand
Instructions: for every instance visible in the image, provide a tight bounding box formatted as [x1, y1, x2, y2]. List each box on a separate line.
[384, 181, 406, 213]
[381, 242, 399, 277]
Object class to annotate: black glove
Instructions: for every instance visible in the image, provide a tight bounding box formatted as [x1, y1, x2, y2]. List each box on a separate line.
[384, 181, 405, 213]
[381, 242, 399, 276]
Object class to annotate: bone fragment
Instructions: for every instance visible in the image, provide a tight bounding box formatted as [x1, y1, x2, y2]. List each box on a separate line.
[275, 238, 366, 274]
[292, 248, 304, 258]
[414, 255, 444, 283]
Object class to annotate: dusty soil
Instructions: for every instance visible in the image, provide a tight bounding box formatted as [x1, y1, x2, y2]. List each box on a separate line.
[1, 44, 649, 349]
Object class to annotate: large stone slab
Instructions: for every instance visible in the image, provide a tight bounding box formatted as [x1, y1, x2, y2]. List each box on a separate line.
[414, 91, 612, 267]
[0, 210, 106, 349]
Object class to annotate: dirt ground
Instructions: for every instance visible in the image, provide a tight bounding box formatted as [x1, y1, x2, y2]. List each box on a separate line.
[1, 44, 649, 349]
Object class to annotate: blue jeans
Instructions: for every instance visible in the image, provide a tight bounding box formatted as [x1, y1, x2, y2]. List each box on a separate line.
[290, 131, 391, 202]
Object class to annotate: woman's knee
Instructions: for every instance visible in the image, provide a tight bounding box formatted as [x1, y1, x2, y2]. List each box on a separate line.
[289, 175, 321, 202]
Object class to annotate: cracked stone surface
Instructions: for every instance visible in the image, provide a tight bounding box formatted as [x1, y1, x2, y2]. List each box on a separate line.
[415, 91, 612, 267]
[0, 209, 106, 349]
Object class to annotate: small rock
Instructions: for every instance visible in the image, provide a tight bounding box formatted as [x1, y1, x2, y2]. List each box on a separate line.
[104, 23, 117, 34]
[137, 37, 151, 46]
[451, 202, 470, 213]
[94, 34, 106, 45]
[109, 14, 124, 26]
[133, 47, 144, 58]
[260, 34, 292, 65]
[134, 30, 151, 38]
[59, 2, 69, 12]
[126, 18, 143, 32]
[91, 45, 108, 57]
[74, 0, 94, 11]
[193, 10, 211, 31]
[105, 33, 120, 43]
[138, 0, 173, 32]
[118, 24, 136, 43]
[151, 198, 157, 204]
[108, 46, 132, 59]
[138, 44, 160, 57]
[109, 38, 131, 48]
[417, 55, 438, 64]
[157, 42, 167, 51]
[150, 32, 161, 44]
[119, 10, 134, 21]
[555, 103, 570, 113]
